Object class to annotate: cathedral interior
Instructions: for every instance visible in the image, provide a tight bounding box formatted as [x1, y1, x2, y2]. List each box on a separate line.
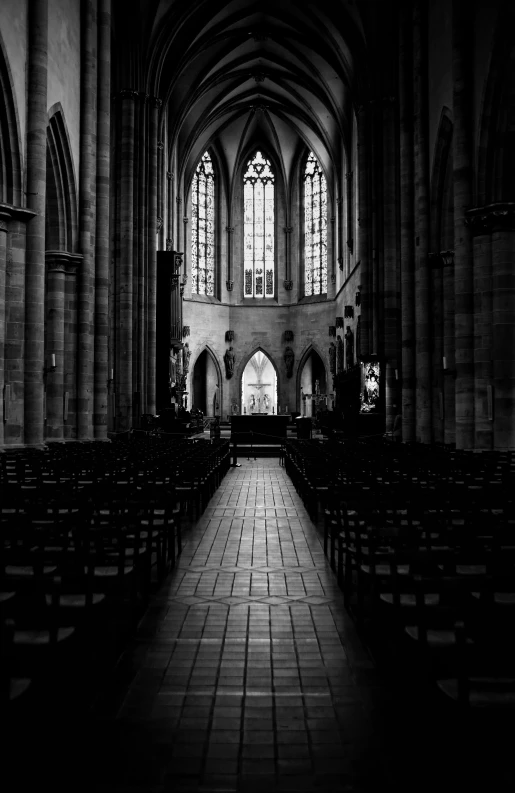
[1, 1, 515, 792]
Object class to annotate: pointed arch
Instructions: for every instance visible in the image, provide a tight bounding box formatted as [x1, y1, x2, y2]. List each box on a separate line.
[236, 345, 280, 384]
[46, 105, 78, 252]
[296, 343, 328, 410]
[190, 344, 223, 416]
[0, 32, 22, 205]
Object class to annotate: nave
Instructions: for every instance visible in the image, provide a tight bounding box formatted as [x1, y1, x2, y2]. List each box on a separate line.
[5, 459, 513, 793]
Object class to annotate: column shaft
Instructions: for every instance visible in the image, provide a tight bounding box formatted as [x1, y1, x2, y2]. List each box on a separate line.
[25, 0, 48, 446]
[413, 0, 431, 443]
[45, 254, 65, 439]
[0, 216, 7, 446]
[94, 0, 111, 438]
[78, 0, 98, 439]
[472, 230, 493, 448]
[452, 0, 475, 448]
[146, 98, 160, 414]
[137, 94, 148, 417]
[399, 4, 415, 442]
[492, 225, 515, 449]
[382, 96, 399, 431]
[117, 91, 136, 430]
[357, 105, 371, 356]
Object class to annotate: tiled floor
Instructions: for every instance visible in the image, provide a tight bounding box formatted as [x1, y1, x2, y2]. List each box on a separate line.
[43, 459, 513, 793]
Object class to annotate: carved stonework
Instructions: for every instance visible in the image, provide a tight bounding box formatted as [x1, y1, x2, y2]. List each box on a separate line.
[176, 197, 182, 205]
[226, 280, 234, 291]
[224, 347, 235, 379]
[183, 325, 190, 338]
[440, 250, 455, 268]
[157, 217, 163, 232]
[118, 89, 138, 101]
[284, 330, 294, 342]
[157, 141, 164, 151]
[335, 316, 344, 329]
[355, 287, 361, 306]
[225, 330, 235, 342]
[284, 226, 293, 234]
[330, 273, 336, 284]
[183, 217, 188, 225]
[284, 347, 294, 378]
[226, 226, 235, 234]
[167, 171, 173, 181]
[166, 238, 173, 251]
[328, 325, 336, 337]
[337, 257, 343, 271]
[344, 305, 354, 319]
[466, 202, 515, 234]
[284, 280, 293, 290]
[347, 239, 354, 253]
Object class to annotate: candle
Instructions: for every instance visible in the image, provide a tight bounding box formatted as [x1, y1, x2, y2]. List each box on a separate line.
[443, 357, 447, 370]
[110, 368, 114, 380]
[51, 353, 56, 368]
[395, 369, 398, 380]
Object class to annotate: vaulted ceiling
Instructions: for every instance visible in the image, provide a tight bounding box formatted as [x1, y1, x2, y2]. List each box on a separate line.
[118, 0, 371, 193]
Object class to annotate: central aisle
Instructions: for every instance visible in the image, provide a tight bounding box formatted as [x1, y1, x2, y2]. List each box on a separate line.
[92, 460, 394, 792]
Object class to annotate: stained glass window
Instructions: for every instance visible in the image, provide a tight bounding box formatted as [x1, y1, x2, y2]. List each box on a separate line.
[304, 151, 327, 296]
[191, 151, 215, 296]
[244, 151, 274, 298]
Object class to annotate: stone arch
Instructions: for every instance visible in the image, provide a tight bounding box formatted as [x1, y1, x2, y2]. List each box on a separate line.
[296, 344, 328, 413]
[190, 344, 223, 416]
[0, 31, 22, 205]
[236, 346, 280, 413]
[46, 104, 78, 252]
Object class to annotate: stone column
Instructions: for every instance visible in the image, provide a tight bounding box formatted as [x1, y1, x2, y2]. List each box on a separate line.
[44, 252, 68, 439]
[356, 103, 371, 357]
[137, 93, 149, 418]
[0, 212, 8, 446]
[399, 3, 415, 442]
[441, 250, 456, 445]
[429, 252, 444, 444]
[146, 97, 160, 415]
[345, 174, 353, 273]
[25, 0, 48, 446]
[413, 0, 431, 444]
[452, 0, 474, 448]
[117, 89, 137, 430]
[77, 0, 98, 439]
[226, 225, 234, 291]
[382, 95, 399, 431]
[64, 254, 81, 438]
[491, 205, 515, 449]
[94, 0, 111, 439]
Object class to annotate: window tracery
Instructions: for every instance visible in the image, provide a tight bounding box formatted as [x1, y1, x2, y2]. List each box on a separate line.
[191, 151, 215, 295]
[304, 151, 327, 295]
[244, 151, 275, 298]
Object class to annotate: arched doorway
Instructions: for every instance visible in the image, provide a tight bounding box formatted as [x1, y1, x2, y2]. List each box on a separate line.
[192, 348, 220, 416]
[241, 350, 278, 414]
[298, 349, 327, 417]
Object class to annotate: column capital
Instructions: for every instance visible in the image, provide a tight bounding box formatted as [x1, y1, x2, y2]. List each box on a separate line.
[116, 88, 139, 101]
[283, 226, 293, 234]
[466, 202, 515, 234]
[283, 279, 293, 290]
[226, 226, 235, 233]
[167, 171, 174, 180]
[45, 250, 83, 275]
[183, 216, 189, 224]
[0, 202, 37, 224]
[138, 92, 150, 103]
[176, 197, 183, 205]
[157, 140, 164, 151]
[150, 96, 163, 108]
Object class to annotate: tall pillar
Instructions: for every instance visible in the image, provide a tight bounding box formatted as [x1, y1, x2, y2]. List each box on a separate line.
[78, 0, 98, 439]
[466, 208, 493, 449]
[63, 255, 81, 438]
[0, 212, 8, 446]
[24, 0, 48, 446]
[382, 95, 399, 431]
[94, 0, 111, 439]
[356, 103, 371, 357]
[146, 97, 160, 415]
[399, 3, 415, 442]
[452, 0, 474, 448]
[137, 93, 149, 419]
[491, 205, 515, 449]
[413, 0, 431, 444]
[117, 89, 137, 430]
[44, 252, 67, 439]
[442, 250, 456, 445]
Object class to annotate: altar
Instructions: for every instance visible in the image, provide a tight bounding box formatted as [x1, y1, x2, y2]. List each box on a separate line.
[230, 415, 289, 462]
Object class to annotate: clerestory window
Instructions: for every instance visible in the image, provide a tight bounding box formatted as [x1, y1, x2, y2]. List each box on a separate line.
[243, 151, 274, 298]
[304, 151, 327, 296]
[191, 151, 215, 296]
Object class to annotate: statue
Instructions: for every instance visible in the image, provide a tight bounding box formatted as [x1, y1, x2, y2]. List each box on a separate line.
[249, 393, 256, 411]
[336, 335, 344, 373]
[263, 393, 270, 411]
[284, 346, 294, 378]
[345, 326, 354, 368]
[328, 342, 336, 374]
[224, 346, 235, 378]
[183, 343, 191, 374]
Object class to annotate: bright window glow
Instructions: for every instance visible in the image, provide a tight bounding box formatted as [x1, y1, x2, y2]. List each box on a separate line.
[191, 151, 215, 295]
[244, 151, 274, 298]
[304, 151, 327, 296]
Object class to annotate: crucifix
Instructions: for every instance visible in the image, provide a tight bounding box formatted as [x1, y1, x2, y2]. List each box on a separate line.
[248, 382, 272, 412]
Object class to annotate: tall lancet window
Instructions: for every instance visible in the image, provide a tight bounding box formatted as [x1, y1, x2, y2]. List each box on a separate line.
[304, 151, 327, 295]
[191, 151, 215, 295]
[244, 151, 275, 298]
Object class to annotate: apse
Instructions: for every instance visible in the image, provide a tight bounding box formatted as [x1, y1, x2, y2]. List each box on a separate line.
[299, 349, 327, 417]
[241, 350, 277, 415]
